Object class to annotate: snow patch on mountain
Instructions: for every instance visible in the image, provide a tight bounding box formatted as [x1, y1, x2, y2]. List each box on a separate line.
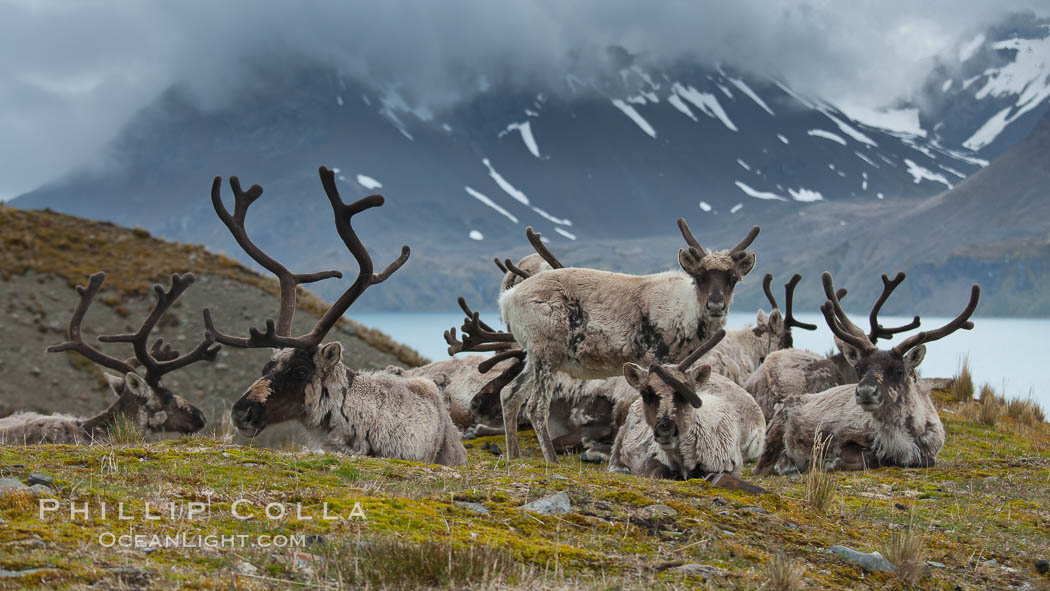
[672, 83, 738, 131]
[735, 181, 786, 201]
[554, 227, 577, 240]
[728, 77, 774, 115]
[730, 203, 743, 214]
[464, 186, 518, 223]
[356, 175, 383, 190]
[822, 111, 878, 146]
[777, 134, 789, 144]
[469, 230, 484, 241]
[904, 159, 953, 189]
[482, 159, 529, 205]
[807, 129, 848, 145]
[611, 99, 657, 138]
[699, 201, 712, 212]
[835, 105, 926, 137]
[531, 206, 572, 227]
[499, 121, 541, 158]
[788, 187, 824, 202]
[668, 94, 697, 121]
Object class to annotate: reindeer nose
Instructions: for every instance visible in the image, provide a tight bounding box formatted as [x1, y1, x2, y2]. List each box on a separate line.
[706, 297, 726, 315]
[231, 398, 263, 430]
[654, 419, 677, 442]
[191, 408, 207, 431]
[855, 383, 878, 406]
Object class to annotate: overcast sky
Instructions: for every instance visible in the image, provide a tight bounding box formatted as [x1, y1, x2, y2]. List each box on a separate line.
[1, 0, 1046, 200]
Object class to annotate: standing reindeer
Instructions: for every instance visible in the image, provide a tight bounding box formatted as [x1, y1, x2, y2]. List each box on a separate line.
[744, 273, 919, 420]
[609, 329, 764, 478]
[755, 273, 979, 474]
[203, 167, 466, 466]
[499, 220, 760, 462]
[0, 272, 212, 444]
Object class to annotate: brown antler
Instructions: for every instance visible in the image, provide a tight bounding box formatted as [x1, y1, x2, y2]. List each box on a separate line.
[209, 175, 342, 337]
[502, 258, 531, 281]
[207, 167, 410, 350]
[478, 349, 527, 373]
[783, 274, 819, 332]
[493, 258, 509, 274]
[867, 272, 921, 343]
[525, 227, 565, 269]
[676, 218, 705, 256]
[97, 273, 221, 387]
[47, 273, 138, 376]
[892, 285, 980, 355]
[676, 328, 727, 371]
[820, 272, 875, 352]
[731, 226, 761, 253]
[444, 297, 517, 355]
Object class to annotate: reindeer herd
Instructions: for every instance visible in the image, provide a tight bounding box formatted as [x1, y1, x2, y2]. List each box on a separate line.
[0, 165, 981, 483]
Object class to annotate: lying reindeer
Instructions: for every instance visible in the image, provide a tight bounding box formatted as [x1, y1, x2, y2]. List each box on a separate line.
[755, 273, 978, 474]
[499, 220, 760, 462]
[1, 272, 212, 444]
[204, 167, 466, 466]
[609, 329, 765, 478]
[744, 272, 918, 420]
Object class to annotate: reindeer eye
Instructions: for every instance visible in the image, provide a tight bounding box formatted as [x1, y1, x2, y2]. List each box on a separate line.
[290, 367, 310, 380]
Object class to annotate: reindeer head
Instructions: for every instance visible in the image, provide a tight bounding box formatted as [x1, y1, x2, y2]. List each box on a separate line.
[751, 308, 785, 364]
[230, 343, 345, 436]
[47, 272, 216, 437]
[104, 372, 206, 435]
[676, 220, 759, 318]
[622, 329, 725, 448]
[204, 166, 409, 438]
[821, 272, 979, 412]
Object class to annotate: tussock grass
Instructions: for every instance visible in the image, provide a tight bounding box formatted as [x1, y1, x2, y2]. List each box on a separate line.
[804, 434, 836, 511]
[107, 414, 143, 444]
[950, 356, 975, 402]
[316, 536, 514, 588]
[1005, 394, 1045, 427]
[883, 515, 926, 585]
[766, 552, 805, 591]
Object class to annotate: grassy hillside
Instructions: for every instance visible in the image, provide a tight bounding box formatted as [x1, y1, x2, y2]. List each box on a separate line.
[0, 205, 426, 445]
[1, 386, 1048, 590]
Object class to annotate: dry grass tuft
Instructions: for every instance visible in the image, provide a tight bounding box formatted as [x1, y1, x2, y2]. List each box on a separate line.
[883, 516, 926, 585]
[108, 414, 144, 444]
[316, 536, 513, 588]
[951, 356, 975, 402]
[805, 434, 837, 511]
[766, 552, 805, 591]
[1006, 394, 1046, 427]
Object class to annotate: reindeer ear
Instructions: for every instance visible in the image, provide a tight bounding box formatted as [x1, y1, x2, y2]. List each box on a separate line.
[903, 344, 926, 370]
[767, 309, 784, 334]
[319, 342, 343, 368]
[104, 373, 125, 397]
[756, 309, 768, 325]
[123, 372, 149, 399]
[733, 252, 756, 277]
[623, 363, 647, 389]
[835, 337, 863, 367]
[688, 365, 712, 390]
[678, 248, 704, 275]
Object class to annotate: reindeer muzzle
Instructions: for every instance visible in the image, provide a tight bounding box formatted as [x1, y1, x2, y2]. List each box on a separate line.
[855, 382, 881, 410]
[653, 419, 678, 446]
[231, 379, 271, 435]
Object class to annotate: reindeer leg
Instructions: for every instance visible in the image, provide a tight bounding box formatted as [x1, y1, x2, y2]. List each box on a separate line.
[527, 361, 559, 463]
[500, 359, 533, 459]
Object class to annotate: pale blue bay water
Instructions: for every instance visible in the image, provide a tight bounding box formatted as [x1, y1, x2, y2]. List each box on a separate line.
[350, 311, 1050, 408]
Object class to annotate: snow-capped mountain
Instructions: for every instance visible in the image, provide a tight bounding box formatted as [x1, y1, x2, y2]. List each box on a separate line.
[12, 17, 1049, 311]
[915, 13, 1050, 156]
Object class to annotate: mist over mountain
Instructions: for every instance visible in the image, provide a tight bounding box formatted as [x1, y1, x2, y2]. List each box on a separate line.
[12, 12, 1050, 315]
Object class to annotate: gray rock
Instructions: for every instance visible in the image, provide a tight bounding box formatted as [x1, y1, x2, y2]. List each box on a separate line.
[983, 559, 1000, 567]
[522, 491, 571, 515]
[27, 472, 53, 486]
[1035, 559, 1049, 574]
[673, 563, 725, 577]
[640, 504, 677, 518]
[0, 567, 54, 578]
[455, 501, 490, 514]
[828, 545, 897, 573]
[0, 478, 27, 491]
[28, 484, 54, 496]
[551, 474, 569, 481]
[928, 561, 946, 568]
[740, 506, 767, 514]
